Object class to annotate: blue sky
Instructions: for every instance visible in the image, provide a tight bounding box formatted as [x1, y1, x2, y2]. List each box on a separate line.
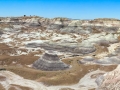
[0, 0, 120, 19]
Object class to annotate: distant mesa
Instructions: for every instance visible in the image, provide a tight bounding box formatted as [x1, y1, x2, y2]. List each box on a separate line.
[33, 51, 69, 71]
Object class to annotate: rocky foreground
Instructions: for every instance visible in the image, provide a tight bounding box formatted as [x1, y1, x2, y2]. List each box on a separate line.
[0, 16, 120, 90]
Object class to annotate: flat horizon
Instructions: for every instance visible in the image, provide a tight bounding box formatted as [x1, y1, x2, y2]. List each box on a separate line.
[0, 0, 120, 19]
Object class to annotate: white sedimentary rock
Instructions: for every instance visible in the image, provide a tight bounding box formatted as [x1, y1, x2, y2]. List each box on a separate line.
[0, 71, 47, 90]
[96, 65, 120, 90]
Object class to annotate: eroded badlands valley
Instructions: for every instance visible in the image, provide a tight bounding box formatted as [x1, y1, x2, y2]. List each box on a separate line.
[0, 16, 120, 90]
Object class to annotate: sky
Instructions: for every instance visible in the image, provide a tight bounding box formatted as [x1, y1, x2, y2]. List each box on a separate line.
[0, 0, 120, 19]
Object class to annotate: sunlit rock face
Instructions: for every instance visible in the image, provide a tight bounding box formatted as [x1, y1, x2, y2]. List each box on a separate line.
[94, 46, 120, 89]
[96, 65, 120, 90]
[33, 51, 69, 71]
[0, 71, 48, 90]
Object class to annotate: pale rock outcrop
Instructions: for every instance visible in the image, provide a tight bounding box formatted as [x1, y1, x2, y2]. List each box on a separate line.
[78, 70, 105, 90]
[68, 20, 82, 26]
[96, 65, 120, 90]
[0, 71, 47, 90]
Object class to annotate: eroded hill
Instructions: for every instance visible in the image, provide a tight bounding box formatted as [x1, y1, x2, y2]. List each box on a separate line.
[0, 16, 120, 90]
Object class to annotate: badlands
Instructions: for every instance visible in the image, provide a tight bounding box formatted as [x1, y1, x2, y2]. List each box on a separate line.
[0, 16, 120, 90]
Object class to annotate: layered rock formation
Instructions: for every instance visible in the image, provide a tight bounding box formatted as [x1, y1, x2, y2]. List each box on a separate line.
[0, 16, 120, 90]
[26, 42, 96, 55]
[33, 51, 69, 71]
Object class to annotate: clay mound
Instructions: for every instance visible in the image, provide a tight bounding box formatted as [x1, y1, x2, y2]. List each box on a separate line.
[33, 51, 69, 71]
